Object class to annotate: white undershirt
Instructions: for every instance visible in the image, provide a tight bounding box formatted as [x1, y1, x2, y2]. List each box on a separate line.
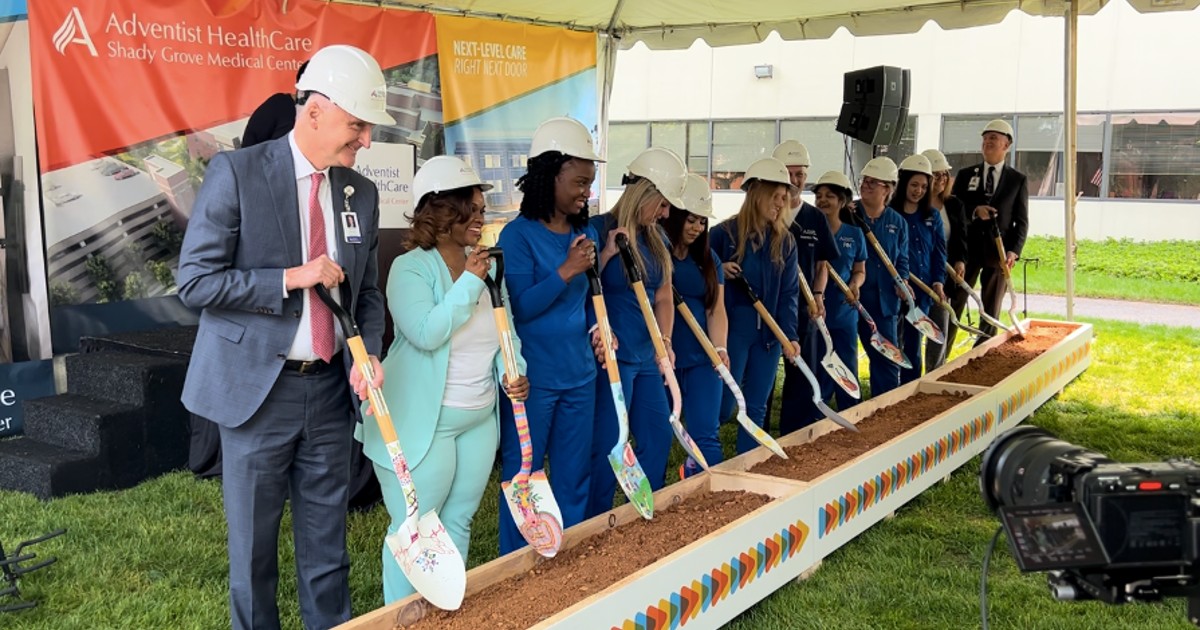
[442, 293, 499, 409]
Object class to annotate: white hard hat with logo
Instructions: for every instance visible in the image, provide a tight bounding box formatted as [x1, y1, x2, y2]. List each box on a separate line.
[627, 147, 688, 208]
[982, 119, 1014, 141]
[296, 45, 396, 126]
[813, 171, 855, 196]
[920, 149, 952, 173]
[680, 173, 714, 218]
[771, 140, 811, 167]
[860, 157, 899, 184]
[529, 117, 604, 162]
[413, 156, 492, 208]
[898, 154, 933, 177]
[740, 157, 793, 192]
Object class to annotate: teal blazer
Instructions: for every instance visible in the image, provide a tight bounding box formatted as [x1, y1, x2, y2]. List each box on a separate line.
[356, 246, 524, 470]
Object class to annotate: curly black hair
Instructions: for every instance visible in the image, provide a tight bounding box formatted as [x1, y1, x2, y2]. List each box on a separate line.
[516, 151, 588, 230]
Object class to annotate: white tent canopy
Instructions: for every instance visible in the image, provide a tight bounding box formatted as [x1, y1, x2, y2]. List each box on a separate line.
[367, 0, 1196, 48]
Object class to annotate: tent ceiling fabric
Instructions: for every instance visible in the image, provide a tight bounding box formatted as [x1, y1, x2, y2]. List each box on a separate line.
[371, 1, 1198, 48]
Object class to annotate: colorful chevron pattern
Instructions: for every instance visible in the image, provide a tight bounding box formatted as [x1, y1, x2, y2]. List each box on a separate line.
[614, 519, 810, 630]
[818, 407, 996, 538]
[999, 342, 1090, 425]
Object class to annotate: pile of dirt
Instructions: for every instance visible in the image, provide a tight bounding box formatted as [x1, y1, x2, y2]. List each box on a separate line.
[939, 322, 1078, 387]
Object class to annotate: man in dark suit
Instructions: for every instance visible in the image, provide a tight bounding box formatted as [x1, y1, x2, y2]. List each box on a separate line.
[177, 45, 393, 630]
[949, 119, 1028, 344]
[240, 60, 309, 149]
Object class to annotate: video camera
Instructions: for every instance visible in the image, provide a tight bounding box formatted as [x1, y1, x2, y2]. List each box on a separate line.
[980, 426, 1200, 625]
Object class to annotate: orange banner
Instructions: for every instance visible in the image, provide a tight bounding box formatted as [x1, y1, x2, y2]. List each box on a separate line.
[29, 0, 436, 172]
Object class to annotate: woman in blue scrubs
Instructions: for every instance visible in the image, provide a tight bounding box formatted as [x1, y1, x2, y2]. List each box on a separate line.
[495, 117, 604, 554]
[586, 147, 688, 516]
[664, 174, 728, 478]
[891, 154, 946, 385]
[854, 157, 909, 397]
[710, 157, 801, 454]
[812, 171, 867, 411]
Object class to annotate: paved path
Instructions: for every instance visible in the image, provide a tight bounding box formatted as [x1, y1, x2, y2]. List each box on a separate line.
[1002, 294, 1200, 329]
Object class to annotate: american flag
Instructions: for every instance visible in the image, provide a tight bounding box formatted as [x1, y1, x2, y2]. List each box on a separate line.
[1090, 164, 1104, 187]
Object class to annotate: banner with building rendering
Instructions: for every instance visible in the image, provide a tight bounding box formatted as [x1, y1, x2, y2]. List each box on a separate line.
[434, 14, 598, 238]
[26, 0, 439, 352]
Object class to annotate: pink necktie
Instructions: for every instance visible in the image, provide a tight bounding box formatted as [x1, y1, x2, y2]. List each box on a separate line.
[308, 172, 334, 363]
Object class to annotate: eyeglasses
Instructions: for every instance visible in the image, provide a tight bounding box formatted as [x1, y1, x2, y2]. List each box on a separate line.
[860, 178, 889, 190]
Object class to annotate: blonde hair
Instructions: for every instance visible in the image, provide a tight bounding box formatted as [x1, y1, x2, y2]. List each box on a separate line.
[609, 177, 673, 279]
[733, 180, 791, 267]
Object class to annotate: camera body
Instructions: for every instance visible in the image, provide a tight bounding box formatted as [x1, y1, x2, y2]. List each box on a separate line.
[981, 427, 1200, 621]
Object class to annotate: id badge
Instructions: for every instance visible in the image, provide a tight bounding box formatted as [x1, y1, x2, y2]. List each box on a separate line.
[967, 176, 981, 192]
[341, 212, 362, 244]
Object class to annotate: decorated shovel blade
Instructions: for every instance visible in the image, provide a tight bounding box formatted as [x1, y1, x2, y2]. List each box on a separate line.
[660, 358, 709, 470]
[814, 318, 860, 400]
[500, 470, 564, 558]
[716, 366, 786, 458]
[790, 356, 859, 433]
[384, 510, 467, 611]
[854, 303, 911, 369]
[905, 306, 946, 345]
[609, 442, 654, 519]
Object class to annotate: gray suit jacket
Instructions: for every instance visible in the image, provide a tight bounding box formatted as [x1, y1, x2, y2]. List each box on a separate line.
[177, 136, 385, 427]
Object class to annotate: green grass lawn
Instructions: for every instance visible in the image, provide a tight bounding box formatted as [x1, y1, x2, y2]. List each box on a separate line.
[1017, 236, 1200, 305]
[3, 316, 1198, 629]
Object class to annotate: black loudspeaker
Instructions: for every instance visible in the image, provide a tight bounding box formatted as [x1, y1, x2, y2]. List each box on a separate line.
[837, 66, 910, 145]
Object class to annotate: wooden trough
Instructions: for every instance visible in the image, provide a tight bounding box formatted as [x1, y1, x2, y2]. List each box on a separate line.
[337, 319, 1093, 630]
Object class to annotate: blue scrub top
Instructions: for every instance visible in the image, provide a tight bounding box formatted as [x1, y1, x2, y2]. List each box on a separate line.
[826, 222, 868, 327]
[671, 248, 725, 370]
[853, 201, 909, 320]
[900, 208, 948, 308]
[590, 214, 667, 365]
[496, 215, 599, 389]
[710, 216, 800, 346]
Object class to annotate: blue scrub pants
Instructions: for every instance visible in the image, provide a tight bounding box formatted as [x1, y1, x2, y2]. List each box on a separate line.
[496, 382, 595, 555]
[676, 363, 724, 472]
[720, 329, 784, 455]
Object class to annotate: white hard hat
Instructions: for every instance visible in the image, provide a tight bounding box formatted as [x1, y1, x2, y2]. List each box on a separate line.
[771, 140, 811, 167]
[297, 45, 396, 126]
[860, 157, 899, 184]
[898, 154, 933, 177]
[413, 156, 492, 208]
[740, 157, 793, 192]
[813, 171, 854, 195]
[529, 117, 604, 162]
[680, 173, 714, 218]
[627, 147, 688, 208]
[982, 119, 1014, 141]
[920, 149, 952, 173]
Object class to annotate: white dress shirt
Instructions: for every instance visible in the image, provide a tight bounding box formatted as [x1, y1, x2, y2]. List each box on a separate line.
[285, 132, 344, 361]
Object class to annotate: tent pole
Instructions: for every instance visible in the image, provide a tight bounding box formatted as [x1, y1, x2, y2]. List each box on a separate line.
[1063, 0, 1078, 321]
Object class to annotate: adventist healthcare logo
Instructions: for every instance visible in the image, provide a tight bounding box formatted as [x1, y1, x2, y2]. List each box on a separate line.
[53, 7, 98, 57]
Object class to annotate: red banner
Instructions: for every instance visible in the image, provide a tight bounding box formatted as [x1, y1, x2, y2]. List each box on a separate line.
[29, 0, 436, 171]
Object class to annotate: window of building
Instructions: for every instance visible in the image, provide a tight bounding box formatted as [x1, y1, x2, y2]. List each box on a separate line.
[779, 119, 842, 190]
[711, 121, 775, 190]
[605, 122, 648, 188]
[1108, 112, 1200, 200]
[1012, 114, 1106, 198]
[650, 121, 710, 178]
[941, 114, 1010, 175]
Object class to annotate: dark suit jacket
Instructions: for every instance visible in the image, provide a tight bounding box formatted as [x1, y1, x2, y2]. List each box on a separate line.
[177, 136, 385, 427]
[951, 162, 1029, 268]
[241, 93, 296, 149]
[942, 196, 969, 267]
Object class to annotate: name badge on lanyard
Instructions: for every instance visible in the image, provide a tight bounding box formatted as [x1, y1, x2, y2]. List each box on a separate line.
[341, 212, 362, 244]
[967, 176, 981, 192]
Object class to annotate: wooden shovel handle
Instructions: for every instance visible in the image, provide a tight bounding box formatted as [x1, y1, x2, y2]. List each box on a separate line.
[673, 292, 724, 368]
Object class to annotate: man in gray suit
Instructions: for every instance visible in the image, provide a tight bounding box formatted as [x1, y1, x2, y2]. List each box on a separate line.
[177, 45, 393, 630]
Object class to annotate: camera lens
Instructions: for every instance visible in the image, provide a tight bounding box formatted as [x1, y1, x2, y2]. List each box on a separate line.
[980, 427, 1112, 512]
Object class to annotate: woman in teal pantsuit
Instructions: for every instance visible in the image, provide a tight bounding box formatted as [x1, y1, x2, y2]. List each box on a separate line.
[359, 156, 529, 603]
